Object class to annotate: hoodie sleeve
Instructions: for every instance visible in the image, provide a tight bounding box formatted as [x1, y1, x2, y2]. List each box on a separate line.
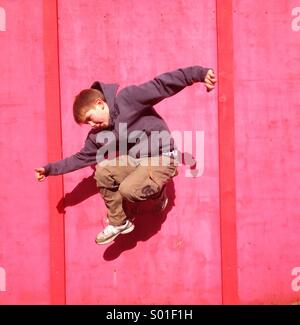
[124, 66, 210, 106]
[44, 133, 98, 176]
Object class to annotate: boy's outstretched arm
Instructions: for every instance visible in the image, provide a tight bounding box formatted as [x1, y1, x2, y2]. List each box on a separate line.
[124, 66, 216, 106]
[34, 132, 98, 181]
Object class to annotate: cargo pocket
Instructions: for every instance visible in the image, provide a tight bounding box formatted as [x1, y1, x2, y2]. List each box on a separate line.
[148, 158, 177, 190]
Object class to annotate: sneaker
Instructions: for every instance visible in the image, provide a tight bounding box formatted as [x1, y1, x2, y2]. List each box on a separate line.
[95, 219, 135, 245]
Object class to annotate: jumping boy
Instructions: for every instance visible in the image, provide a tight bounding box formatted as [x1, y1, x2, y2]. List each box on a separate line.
[35, 66, 216, 244]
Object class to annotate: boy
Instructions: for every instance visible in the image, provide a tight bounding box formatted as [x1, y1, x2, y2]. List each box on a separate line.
[35, 66, 216, 244]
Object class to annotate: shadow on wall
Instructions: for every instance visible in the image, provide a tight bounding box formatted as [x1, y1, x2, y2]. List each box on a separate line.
[55, 151, 198, 259]
[56, 172, 98, 214]
[56, 172, 176, 261]
[102, 180, 175, 261]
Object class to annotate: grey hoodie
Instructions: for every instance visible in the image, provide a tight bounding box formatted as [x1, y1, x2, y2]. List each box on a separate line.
[44, 66, 209, 176]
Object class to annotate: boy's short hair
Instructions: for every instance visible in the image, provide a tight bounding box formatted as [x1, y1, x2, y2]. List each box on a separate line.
[73, 88, 105, 124]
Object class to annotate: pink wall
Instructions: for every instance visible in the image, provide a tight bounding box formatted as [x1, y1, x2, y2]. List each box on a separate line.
[58, 0, 220, 305]
[0, 0, 51, 304]
[233, 0, 300, 304]
[0, 0, 300, 305]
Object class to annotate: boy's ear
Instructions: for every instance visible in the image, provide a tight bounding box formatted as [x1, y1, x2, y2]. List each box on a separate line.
[96, 98, 106, 104]
[95, 98, 106, 110]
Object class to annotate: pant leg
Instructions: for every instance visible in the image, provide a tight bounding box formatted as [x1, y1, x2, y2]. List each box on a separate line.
[94, 155, 136, 226]
[119, 156, 178, 202]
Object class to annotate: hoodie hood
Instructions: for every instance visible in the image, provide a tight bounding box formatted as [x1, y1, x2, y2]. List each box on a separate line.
[90, 81, 119, 127]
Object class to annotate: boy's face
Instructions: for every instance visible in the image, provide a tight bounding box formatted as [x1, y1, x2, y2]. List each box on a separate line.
[83, 99, 110, 129]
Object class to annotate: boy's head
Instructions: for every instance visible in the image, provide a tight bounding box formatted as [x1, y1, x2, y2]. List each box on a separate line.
[73, 88, 110, 129]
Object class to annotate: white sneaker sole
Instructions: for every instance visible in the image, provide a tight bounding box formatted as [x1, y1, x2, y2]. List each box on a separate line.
[95, 223, 135, 245]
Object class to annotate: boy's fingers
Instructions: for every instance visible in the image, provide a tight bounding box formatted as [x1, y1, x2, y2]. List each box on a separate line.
[205, 79, 215, 86]
[206, 84, 215, 92]
[35, 167, 46, 181]
[207, 75, 216, 83]
[205, 77, 213, 84]
[207, 71, 216, 82]
[35, 167, 45, 174]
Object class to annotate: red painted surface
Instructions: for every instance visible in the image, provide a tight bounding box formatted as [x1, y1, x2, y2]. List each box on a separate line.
[43, 0, 66, 305]
[216, 0, 239, 304]
[1, 0, 300, 305]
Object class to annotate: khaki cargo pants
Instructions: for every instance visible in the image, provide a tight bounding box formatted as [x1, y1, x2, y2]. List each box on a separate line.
[94, 155, 178, 226]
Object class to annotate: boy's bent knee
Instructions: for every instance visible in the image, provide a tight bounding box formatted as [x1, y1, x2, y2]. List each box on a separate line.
[119, 182, 136, 201]
[94, 165, 114, 188]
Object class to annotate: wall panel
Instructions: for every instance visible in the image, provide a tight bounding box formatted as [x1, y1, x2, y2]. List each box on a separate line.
[233, 0, 300, 304]
[0, 0, 52, 304]
[57, 0, 220, 304]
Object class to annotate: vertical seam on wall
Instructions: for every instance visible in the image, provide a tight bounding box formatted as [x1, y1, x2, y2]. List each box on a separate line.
[55, 0, 66, 304]
[43, 0, 66, 305]
[216, 0, 239, 304]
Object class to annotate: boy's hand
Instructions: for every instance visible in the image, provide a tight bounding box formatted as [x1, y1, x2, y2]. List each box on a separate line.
[204, 69, 217, 92]
[35, 167, 46, 182]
